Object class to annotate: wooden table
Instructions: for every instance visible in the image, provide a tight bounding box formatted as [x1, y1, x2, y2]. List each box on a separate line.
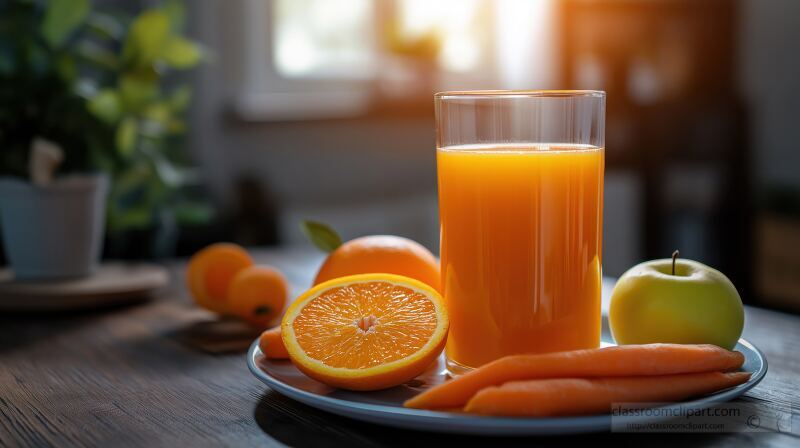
[1, 248, 798, 447]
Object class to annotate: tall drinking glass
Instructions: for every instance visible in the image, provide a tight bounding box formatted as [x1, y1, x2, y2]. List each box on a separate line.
[435, 90, 606, 373]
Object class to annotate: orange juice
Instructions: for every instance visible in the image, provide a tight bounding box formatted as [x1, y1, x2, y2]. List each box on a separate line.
[437, 143, 604, 370]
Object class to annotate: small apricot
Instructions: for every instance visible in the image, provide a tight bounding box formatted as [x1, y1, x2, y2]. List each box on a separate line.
[187, 243, 253, 313]
[228, 265, 288, 328]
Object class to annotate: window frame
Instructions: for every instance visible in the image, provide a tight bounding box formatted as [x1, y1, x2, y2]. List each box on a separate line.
[234, 0, 511, 121]
[235, 0, 375, 121]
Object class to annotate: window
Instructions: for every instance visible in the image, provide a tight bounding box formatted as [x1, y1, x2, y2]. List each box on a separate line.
[389, 0, 489, 74]
[236, 0, 557, 120]
[273, 0, 375, 79]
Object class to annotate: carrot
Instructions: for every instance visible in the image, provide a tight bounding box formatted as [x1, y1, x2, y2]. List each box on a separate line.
[404, 344, 744, 409]
[259, 326, 289, 359]
[464, 371, 751, 417]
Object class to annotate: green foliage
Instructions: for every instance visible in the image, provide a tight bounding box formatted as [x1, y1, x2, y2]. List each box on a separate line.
[300, 220, 344, 253]
[0, 0, 209, 235]
[115, 117, 137, 156]
[88, 89, 121, 123]
[122, 9, 170, 68]
[41, 0, 90, 48]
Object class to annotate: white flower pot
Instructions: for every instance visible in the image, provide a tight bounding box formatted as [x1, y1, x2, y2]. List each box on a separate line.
[0, 174, 108, 279]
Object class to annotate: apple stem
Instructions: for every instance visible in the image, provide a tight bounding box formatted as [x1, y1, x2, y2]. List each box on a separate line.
[672, 250, 679, 276]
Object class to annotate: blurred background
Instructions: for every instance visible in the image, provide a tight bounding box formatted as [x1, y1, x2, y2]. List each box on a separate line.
[1, 0, 799, 311]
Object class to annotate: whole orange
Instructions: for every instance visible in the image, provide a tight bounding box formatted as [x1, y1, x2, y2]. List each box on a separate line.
[313, 235, 440, 292]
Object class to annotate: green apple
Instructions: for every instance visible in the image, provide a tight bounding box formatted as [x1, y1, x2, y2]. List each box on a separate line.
[609, 253, 744, 350]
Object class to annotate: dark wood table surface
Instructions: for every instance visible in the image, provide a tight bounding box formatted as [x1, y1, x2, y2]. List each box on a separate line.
[1, 247, 798, 447]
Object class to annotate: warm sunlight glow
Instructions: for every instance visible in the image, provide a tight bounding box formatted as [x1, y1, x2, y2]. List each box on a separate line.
[274, 0, 374, 78]
[495, 0, 556, 88]
[397, 0, 484, 72]
[271, 0, 555, 84]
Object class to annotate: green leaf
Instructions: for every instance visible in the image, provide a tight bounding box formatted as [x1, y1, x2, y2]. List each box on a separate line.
[119, 74, 158, 111]
[88, 139, 114, 172]
[166, 118, 185, 134]
[41, 0, 90, 48]
[161, 36, 202, 69]
[110, 205, 153, 230]
[116, 118, 137, 156]
[168, 86, 191, 112]
[55, 53, 76, 80]
[300, 220, 343, 253]
[88, 89, 121, 123]
[110, 162, 151, 198]
[122, 9, 170, 67]
[174, 201, 213, 225]
[143, 102, 171, 124]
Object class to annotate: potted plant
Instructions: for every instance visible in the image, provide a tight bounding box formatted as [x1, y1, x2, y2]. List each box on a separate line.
[0, 0, 207, 278]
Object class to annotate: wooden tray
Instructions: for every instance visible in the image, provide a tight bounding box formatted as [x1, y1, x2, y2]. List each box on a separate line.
[0, 263, 169, 311]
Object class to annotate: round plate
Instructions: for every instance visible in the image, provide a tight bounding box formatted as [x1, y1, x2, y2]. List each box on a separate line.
[247, 320, 767, 435]
[0, 263, 169, 311]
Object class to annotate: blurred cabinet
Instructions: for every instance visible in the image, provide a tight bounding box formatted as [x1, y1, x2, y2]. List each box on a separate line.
[603, 171, 643, 277]
[560, 0, 752, 300]
[757, 214, 800, 312]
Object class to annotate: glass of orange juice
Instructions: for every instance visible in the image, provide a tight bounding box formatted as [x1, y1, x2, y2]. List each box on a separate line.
[436, 90, 606, 373]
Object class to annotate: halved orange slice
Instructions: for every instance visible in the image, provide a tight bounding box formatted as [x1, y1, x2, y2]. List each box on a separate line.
[281, 273, 449, 391]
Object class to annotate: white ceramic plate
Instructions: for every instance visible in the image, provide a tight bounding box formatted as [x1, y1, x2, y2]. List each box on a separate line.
[247, 319, 767, 435]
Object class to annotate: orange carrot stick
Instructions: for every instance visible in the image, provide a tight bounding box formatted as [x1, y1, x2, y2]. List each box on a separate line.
[405, 344, 744, 409]
[464, 371, 751, 417]
[259, 326, 289, 359]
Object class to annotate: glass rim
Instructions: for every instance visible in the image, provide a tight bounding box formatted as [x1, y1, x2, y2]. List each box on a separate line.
[434, 90, 605, 100]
